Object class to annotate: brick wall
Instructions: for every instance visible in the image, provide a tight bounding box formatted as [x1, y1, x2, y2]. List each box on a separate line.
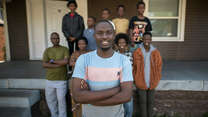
[88, 0, 208, 60]
[153, 0, 208, 60]
[0, 25, 5, 61]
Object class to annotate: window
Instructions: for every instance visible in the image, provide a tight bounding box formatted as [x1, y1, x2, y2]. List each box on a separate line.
[144, 0, 186, 41]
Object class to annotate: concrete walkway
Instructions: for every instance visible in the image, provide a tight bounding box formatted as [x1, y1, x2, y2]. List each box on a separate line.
[0, 60, 208, 91]
[162, 60, 208, 80]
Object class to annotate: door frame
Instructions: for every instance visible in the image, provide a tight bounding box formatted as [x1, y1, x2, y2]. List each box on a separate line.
[25, 0, 88, 60]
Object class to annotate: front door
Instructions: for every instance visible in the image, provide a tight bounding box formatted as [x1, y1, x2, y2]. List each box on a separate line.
[6, 0, 29, 60]
[46, 0, 69, 48]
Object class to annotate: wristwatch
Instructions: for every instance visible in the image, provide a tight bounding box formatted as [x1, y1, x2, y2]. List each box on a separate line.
[49, 59, 54, 64]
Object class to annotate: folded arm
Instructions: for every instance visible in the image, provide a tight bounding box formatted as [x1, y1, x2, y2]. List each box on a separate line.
[42, 62, 61, 68]
[72, 78, 120, 104]
[91, 81, 133, 106]
[53, 58, 68, 66]
[42, 58, 68, 68]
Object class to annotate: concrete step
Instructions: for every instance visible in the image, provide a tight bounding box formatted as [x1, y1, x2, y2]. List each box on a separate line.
[0, 107, 31, 117]
[0, 89, 40, 107]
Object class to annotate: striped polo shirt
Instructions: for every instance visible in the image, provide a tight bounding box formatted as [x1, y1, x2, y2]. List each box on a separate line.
[72, 50, 133, 117]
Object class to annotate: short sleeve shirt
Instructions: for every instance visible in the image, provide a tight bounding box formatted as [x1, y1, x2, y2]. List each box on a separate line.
[43, 46, 69, 81]
[112, 18, 129, 34]
[83, 28, 97, 51]
[129, 16, 152, 32]
[72, 50, 133, 117]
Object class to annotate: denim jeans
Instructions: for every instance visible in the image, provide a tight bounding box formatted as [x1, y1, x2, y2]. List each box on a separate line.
[123, 98, 133, 117]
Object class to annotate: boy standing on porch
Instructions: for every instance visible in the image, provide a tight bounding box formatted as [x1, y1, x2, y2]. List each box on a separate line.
[62, 0, 85, 55]
[72, 20, 133, 117]
[43, 32, 69, 117]
[133, 32, 162, 117]
[101, 8, 111, 20]
[129, 1, 152, 43]
[83, 16, 97, 51]
[112, 5, 129, 34]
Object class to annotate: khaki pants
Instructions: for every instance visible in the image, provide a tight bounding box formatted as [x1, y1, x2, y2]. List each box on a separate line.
[137, 89, 155, 117]
[45, 80, 67, 117]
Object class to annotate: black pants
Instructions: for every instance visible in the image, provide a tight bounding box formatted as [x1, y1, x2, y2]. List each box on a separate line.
[67, 41, 76, 72]
[137, 89, 155, 117]
[67, 41, 75, 55]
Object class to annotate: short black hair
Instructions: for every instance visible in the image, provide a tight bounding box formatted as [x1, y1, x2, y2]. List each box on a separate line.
[136, 1, 145, 9]
[88, 16, 96, 22]
[143, 32, 152, 38]
[75, 37, 88, 51]
[67, 1, 77, 8]
[114, 33, 129, 45]
[117, 5, 125, 11]
[50, 32, 59, 37]
[94, 20, 114, 31]
[102, 8, 111, 14]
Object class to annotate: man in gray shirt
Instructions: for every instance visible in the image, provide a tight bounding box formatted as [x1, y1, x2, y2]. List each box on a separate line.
[72, 20, 133, 117]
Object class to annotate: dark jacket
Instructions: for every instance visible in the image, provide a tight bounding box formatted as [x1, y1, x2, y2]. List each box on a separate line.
[62, 12, 85, 41]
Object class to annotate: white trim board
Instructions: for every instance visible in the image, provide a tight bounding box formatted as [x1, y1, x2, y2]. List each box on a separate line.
[1, 78, 208, 91]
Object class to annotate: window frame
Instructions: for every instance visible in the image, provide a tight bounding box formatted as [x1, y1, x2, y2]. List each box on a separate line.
[143, 0, 187, 42]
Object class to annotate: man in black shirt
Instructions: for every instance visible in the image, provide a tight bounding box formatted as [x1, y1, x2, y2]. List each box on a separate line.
[62, 0, 85, 55]
[129, 1, 152, 43]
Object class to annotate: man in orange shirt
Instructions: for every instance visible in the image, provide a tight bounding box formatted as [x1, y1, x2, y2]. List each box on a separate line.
[133, 32, 162, 117]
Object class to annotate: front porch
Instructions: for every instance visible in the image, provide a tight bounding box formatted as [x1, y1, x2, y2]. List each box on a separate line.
[0, 60, 208, 117]
[0, 60, 208, 91]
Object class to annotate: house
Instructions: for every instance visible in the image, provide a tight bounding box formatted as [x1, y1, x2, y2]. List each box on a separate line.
[0, 0, 208, 116]
[0, 0, 207, 61]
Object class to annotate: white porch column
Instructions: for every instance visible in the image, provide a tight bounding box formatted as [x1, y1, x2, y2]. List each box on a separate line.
[26, 0, 47, 60]
[2, 0, 11, 61]
[26, 0, 88, 60]
[76, 0, 88, 27]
